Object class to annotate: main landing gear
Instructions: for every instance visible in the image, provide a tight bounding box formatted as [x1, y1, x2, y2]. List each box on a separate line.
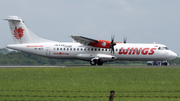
[90, 59, 103, 66]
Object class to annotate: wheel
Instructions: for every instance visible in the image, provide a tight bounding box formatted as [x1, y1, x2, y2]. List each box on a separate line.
[97, 61, 103, 65]
[97, 59, 103, 66]
[90, 60, 96, 66]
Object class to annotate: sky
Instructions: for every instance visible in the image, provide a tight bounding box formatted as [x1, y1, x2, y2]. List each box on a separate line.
[0, 0, 180, 55]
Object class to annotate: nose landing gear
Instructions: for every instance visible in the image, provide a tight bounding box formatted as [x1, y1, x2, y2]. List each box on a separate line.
[162, 61, 169, 66]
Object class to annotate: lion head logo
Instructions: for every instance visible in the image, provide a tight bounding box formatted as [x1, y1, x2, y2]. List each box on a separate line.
[14, 27, 24, 40]
[102, 42, 106, 47]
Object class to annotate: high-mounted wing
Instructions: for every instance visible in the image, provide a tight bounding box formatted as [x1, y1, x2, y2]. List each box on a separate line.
[70, 35, 121, 52]
[70, 35, 98, 46]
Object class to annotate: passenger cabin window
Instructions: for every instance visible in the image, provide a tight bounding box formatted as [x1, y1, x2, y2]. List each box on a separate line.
[39, 48, 43, 50]
[34, 48, 43, 50]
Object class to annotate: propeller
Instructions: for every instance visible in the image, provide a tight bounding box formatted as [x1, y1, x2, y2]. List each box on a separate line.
[110, 35, 116, 55]
[124, 36, 127, 44]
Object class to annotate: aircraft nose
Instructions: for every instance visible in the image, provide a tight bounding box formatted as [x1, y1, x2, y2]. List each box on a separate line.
[171, 51, 177, 59]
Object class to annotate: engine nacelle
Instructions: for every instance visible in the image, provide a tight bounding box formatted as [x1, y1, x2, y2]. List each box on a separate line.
[91, 54, 117, 62]
[89, 40, 121, 48]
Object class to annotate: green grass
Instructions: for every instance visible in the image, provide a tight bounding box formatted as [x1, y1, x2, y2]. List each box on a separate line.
[0, 67, 180, 101]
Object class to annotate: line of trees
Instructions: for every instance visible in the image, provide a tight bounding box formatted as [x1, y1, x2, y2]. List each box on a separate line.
[0, 48, 179, 65]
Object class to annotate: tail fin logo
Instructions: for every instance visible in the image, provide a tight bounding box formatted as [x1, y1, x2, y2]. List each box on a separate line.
[14, 27, 24, 40]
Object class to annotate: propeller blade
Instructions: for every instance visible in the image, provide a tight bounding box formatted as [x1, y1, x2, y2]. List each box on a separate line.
[124, 36, 127, 43]
[110, 35, 116, 55]
[111, 35, 114, 43]
[111, 46, 114, 54]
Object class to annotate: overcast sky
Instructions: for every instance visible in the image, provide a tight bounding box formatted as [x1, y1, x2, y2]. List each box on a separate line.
[0, 0, 180, 55]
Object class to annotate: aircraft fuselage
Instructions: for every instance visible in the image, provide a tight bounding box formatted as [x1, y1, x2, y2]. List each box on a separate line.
[7, 42, 177, 62]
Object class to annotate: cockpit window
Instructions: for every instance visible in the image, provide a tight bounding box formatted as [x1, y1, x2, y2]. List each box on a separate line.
[158, 47, 169, 50]
[164, 47, 169, 50]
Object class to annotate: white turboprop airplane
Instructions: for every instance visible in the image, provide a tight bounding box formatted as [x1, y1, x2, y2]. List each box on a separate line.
[4, 16, 177, 66]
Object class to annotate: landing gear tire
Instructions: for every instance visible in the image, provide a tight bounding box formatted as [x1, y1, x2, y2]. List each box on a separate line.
[97, 61, 103, 66]
[90, 60, 96, 66]
[164, 62, 167, 66]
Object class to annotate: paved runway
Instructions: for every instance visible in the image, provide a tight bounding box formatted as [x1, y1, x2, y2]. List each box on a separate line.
[0, 65, 180, 68]
[0, 65, 66, 68]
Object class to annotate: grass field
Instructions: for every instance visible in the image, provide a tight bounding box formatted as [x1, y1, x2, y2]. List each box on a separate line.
[0, 67, 180, 101]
